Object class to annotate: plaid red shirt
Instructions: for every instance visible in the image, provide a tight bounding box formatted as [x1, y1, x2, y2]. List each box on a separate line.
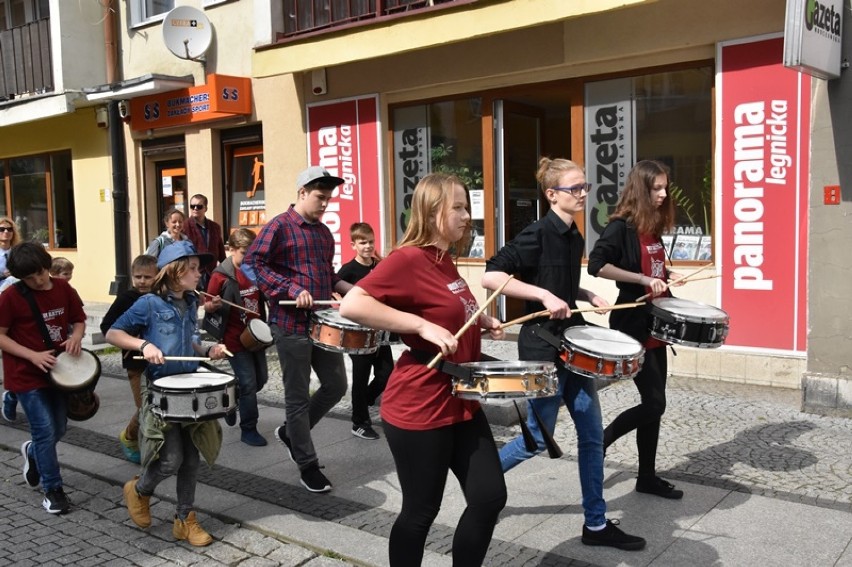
[244, 206, 340, 334]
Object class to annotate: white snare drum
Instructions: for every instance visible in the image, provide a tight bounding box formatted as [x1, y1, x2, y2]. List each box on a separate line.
[149, 373, 236, 422]
[309, 309, 381, 354]
[560, 326, 644, 380]
[239, 318, 274, 351]
[452, 361, 558, 404]
[649, 297, 729, 348]
[51, 349, 102, 421]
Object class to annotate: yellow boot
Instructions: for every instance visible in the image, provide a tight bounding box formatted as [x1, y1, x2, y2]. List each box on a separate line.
[173, 511, 213, 546]
[123, 477, 151, 528]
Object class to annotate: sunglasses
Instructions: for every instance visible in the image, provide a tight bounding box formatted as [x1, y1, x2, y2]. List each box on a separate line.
[552, 183, 591, 197]
[189, 204, 205, 210]
[0, 226, 13, 233]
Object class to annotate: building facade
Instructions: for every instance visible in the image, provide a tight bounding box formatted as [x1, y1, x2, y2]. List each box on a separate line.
[2, 0, 849, 408]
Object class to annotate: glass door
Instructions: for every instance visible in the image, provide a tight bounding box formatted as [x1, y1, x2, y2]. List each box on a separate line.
[494, 100, 543, 321]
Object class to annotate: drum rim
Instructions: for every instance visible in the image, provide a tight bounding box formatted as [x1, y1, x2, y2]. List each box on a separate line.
[311, 308, 373, 331]
[459, 360, 557, 374]
[151, 373, 236, 392]
[246, 319, 274, 343]
[561, 326, 644, 358]
[650, 297, 729, 321]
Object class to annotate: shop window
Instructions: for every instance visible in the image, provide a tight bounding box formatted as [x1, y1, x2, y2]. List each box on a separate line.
[225, 145, 266, 233]
[584, 66, 713, 261]
[0, 150, 76, 249]
[392, 97, 484, 258]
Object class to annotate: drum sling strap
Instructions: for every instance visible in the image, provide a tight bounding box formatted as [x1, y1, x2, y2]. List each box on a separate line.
[408, 349, 499, 381]
[15, 281, 59, 358]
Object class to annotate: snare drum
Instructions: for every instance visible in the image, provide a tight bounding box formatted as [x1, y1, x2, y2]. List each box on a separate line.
[50, 349, 101, 421]
[378, 331, 402, 346]
[309, 309, 381, 354]
[452, 361, 558, 404]
[239, 318, 274, 351]
[649, 297, 729, 348]
[148, 373, 236, 422]
[560, 326, 644, 380]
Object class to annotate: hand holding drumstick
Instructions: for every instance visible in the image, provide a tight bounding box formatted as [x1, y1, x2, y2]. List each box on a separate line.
[636, 263, 714, 302]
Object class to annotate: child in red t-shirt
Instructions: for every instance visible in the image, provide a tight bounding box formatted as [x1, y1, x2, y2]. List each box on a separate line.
[204, 228, 269, 446]
[340, 173, 506, 566]
[0, 243, 86, 515]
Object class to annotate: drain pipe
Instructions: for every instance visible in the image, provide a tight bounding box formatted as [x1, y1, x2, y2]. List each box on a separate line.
[104, 0, 130, 295]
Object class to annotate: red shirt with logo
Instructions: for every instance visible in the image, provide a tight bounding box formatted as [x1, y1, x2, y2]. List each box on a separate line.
[207, 267, 264, 353]
[356, 246, 482, 430]
[639, 232, 671, 349]
[0, 278, 86, 392]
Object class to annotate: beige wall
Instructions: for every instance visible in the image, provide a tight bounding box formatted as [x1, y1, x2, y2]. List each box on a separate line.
[0, 110, 114, 302]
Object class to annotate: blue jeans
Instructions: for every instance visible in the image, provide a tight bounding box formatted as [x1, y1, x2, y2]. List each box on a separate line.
[17, 388, 68, 492]
[228, 349, 269, 430]
[499, 367, 606, 527]
[135, 423, 200, 519]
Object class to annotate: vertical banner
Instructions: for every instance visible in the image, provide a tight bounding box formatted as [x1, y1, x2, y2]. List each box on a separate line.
[307, 96, 381, 271]
[718, 37, 810, 351]
[584, 78, 634, 254]
[392, 105, 431, 241]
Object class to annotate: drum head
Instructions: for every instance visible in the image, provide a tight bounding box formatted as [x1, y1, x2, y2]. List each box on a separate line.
[313, 308, 366, 330]
[153, 373, 234, 389]
[562, 326, 643, 357]
[651, 297, 728, 322]
[249, 318, 273, 342]
[51, 350, 100, 390]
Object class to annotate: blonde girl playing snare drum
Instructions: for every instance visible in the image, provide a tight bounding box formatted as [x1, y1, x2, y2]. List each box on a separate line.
[106, 241, 228, 547]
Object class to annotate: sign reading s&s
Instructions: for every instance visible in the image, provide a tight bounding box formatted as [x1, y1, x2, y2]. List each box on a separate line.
[131, 74, 251, 131]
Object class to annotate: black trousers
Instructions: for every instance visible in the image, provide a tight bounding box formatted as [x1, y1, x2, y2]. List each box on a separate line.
[603, 346, 668, 479]
[384, 410, 507, 566]
[349, 345, 392, 426]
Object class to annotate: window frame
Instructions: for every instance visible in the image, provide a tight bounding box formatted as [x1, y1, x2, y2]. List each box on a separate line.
[129, 0, 174, 29]
[0, 149, 77, 250]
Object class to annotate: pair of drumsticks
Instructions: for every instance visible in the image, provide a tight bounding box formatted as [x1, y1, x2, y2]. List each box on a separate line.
[494, 264, 719, 330]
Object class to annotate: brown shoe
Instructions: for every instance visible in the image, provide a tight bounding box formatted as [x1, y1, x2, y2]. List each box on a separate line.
[123, 477, 151, 528]
[173, 511, 213, 547]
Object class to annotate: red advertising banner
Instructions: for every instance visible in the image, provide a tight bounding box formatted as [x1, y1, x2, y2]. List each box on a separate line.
[307, 96, 382, 271]
[719, 37, 809, 352]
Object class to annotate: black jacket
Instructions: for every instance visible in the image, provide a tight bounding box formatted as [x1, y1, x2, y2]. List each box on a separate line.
[101, 289, 147, 370]
[587, 218, 668, 342]
[486, 209, 586, 363]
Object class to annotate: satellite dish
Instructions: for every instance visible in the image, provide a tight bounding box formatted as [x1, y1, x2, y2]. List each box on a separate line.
[162, 6, 212, 60]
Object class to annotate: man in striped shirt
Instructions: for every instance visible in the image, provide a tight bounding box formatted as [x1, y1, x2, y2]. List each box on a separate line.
[244, 166, 354, 493]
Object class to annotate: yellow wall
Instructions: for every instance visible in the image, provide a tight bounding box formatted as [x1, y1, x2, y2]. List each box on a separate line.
[0, 108, 115, 302]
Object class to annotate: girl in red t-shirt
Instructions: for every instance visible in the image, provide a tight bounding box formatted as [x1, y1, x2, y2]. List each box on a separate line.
[340, 173, 506, 567]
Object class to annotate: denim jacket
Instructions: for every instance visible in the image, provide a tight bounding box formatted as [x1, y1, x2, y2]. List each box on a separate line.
[111, 292, 202, 381]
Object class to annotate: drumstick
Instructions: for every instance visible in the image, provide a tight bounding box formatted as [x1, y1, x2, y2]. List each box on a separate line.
[427, 276, 514, 369]
[278, 300, 339, 306]
[496, 302, 647, 330]
[198, 290, 260, 316]
[636, 263, 714, 302]
[679, 273, 722, 283]
[221, 347, 234, 358]
[132, 356, 211, 361]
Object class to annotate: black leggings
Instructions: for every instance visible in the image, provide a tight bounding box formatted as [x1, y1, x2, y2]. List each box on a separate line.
[603, 346, 668, 479]
[384, 410, 507, 566]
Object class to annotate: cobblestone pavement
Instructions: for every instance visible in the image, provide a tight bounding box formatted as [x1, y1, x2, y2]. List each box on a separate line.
[0, 451, 357, 567]
[3, 343, 849, 567]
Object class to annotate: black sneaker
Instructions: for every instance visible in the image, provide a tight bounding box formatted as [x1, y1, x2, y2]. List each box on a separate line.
[300, 464, 332, 493]
[43, 487, 70, 514]
[21, 441, 39, 488]
[582, 519, 646, 551]
[274, 424, 295, 463]
[636, 476, 684, 500]
[224, 410, 237, 427]
[352, 424, 380, 440]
